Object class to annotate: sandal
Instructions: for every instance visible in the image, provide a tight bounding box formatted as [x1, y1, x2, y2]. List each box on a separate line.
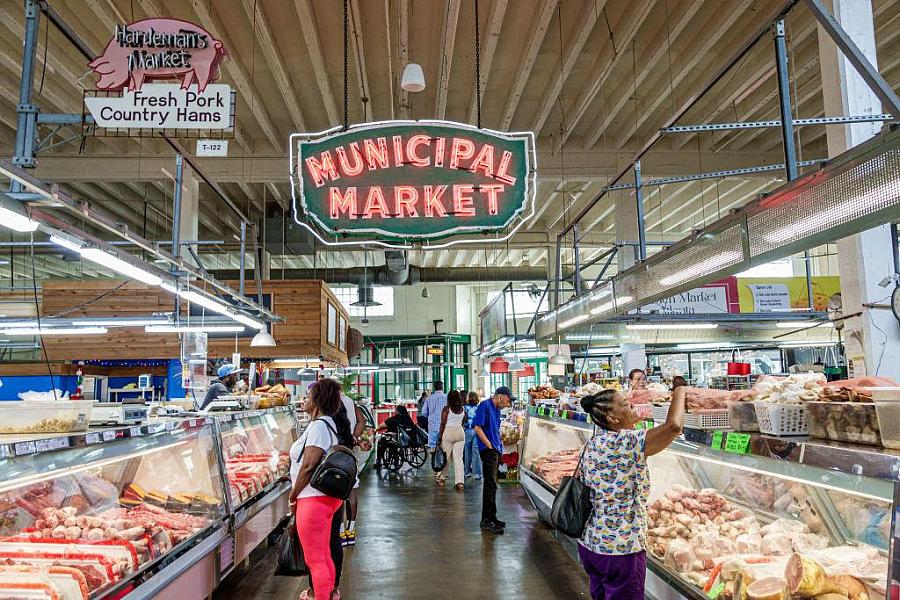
[299, 590, 312, 600]
[455, 483, 464, 491]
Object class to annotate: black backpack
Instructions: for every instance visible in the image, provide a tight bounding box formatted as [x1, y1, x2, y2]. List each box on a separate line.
[301, 418, 358, 500]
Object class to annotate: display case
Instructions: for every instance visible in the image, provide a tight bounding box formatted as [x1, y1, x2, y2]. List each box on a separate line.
[519, 412, 898, 600]
[0, 419, 228, 599]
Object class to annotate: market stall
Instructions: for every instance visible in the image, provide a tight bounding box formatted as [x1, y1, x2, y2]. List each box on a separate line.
[519, 387, 899, 600]
[0, 405, 301, 599]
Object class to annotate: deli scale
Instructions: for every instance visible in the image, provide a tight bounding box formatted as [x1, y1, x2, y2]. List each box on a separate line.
[90, 398, 149, 426]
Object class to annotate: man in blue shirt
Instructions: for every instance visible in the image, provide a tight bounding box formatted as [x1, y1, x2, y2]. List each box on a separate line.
[473, 386, 513, 534]
[420, 380, 448, 451]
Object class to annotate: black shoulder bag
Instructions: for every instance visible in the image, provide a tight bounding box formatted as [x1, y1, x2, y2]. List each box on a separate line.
[549, 441, 593, 538]
[308, 419, 358, 500]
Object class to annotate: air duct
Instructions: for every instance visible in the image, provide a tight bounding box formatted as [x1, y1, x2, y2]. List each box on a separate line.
[381, 250, 410, 285]
[207, 266, 546, 283]
[351, 280, 381, 307]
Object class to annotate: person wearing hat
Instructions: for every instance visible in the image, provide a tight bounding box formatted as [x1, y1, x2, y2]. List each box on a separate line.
[472, 386, 514, 535]
[200, 363, 242, 410]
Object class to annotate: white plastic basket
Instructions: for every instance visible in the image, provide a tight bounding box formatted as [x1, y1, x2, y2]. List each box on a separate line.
[683, 409, 731, 430]
[651, 404, 670, 424]
[753, 401, 808, 436]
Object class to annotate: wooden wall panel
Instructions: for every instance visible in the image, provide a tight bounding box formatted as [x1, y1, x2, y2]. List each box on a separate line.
[31, 279, 348, 364]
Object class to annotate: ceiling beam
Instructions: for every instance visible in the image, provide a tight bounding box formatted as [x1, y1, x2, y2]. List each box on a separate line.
[293, 0, 339, 126]
[467, 0, 507, 125]
[583, 0, 703, 148]
[240, 0, 306, 131]
[397, 0, 410, 119]
[498, 0, 558, 130]
[531, 0, 604, 134]
[555, 0, 656, 150]
[434, 0, 461, 119]
[663, 178, 776, 233]
[526, 182, 558, 230]
[190, 0, 282, 152]
[348, 0, 372, 122]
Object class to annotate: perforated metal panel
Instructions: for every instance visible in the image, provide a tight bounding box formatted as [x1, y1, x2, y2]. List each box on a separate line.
[537, 125, 900, 341]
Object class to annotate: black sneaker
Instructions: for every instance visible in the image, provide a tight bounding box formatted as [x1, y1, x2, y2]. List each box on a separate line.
[493, 519, 506, 528]
[480, 521, 504, 535]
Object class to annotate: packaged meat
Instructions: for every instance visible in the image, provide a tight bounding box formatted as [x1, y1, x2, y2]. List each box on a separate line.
[729, 400, 760, 432]
[746, 576, 788, 600]
[806, 402, 882, 446]
[761, 519, 810, 536]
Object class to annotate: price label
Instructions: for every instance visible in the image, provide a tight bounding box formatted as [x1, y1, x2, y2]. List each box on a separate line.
[85, 433, 101, 445]
[711, 431, 724, 450]
[102, 430, 117, 442]
[35, 439, 55, 452]
[0, 445, 12, 458]
[130, 426, 142, 437]
[725, 432, 751, 454]
[708, 581, 726, 599]
[52, 438, 70, 450]
[189, 419, 197, 428]
[14, 441, 37, 456]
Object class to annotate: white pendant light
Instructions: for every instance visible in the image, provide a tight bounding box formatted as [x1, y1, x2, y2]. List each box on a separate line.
[250, 330, 277, 347]
[508, 356, 525, 372]
[401, 63, 425, 92]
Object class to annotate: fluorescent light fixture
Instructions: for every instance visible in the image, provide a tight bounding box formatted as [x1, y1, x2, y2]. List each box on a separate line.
[584, 347, 619, 356]
[658, 251, 743, 287]
[0, 205, 38, 233]
[590, 295, 634, 316]
[764, 180, 898, 244]
[146, 325, 245, 333]
[230, 311, 267, 331]
[565, 333, 616, 341]
[162, 283, 265, 330]
[395, 366, 420, 372]
[677, 342, 737, 350]
[506, 350, 547, 359]
[775, 321, 833, 329]
[344, 365, 377, 371]
[778, 340, 837, 348]
[382, 357, 404, 364]
[0, 320, 39, 328]
[49, 234, 84, 252]
[559, 314, 589, 328]
[79, 248, 162, 286]
[73, 318, 171, 327]
[626, 323, 719, 330]
[1, 326, 108, 336]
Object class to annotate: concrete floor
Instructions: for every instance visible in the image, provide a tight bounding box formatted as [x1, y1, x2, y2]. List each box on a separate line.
[214, 467, 589, 599]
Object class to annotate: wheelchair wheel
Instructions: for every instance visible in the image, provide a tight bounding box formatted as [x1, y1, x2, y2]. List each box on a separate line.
[405, 445, 427, 468]
[384, 445, 403, 472]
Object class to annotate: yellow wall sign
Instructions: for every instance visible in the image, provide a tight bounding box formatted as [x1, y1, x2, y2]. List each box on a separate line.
[736, 276, 840, 313]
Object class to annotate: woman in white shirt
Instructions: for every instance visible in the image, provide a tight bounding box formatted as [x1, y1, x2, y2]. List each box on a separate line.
[289, 378, 353, 600]
[436, 389, 467, 490]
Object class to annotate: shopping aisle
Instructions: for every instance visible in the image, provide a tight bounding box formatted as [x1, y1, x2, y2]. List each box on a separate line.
[214, 467, 589, 599]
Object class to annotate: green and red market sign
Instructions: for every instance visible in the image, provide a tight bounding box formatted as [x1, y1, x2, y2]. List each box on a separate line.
[290, 120, 536, 247]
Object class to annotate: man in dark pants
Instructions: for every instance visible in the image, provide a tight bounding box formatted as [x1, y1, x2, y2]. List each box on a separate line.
[473, 386, 513, 535]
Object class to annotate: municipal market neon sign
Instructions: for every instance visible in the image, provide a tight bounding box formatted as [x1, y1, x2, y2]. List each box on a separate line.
[289, 121, 536, 249]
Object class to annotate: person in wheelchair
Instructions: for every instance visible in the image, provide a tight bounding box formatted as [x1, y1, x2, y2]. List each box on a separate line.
[374, 405, 414, 469]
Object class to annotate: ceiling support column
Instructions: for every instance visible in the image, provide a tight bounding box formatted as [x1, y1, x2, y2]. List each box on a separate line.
[817, 0, 900, 380]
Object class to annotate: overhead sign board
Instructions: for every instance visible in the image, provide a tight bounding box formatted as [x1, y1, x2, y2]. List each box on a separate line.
[290, 121, 536, 247]
[638, 285, 731, 315]
[85, 84, 233, 130]
[89, 19, 226, 92]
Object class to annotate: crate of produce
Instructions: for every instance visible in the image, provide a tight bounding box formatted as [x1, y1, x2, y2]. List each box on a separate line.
[727, 400, 759, 432]
[806, 401, 881, 446]
[0, 400, 93, 434]
[872, 387, 900, 449]
[753, 401, 808, 436]
[683, 409, 731, 430]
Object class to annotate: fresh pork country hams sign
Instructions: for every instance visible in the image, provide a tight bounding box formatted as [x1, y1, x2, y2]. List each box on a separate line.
[290, 121, 536, 246]
[85, 19, 232, 131]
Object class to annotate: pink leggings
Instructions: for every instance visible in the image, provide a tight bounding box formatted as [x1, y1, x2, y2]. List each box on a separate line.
[296, 496, 343, 599]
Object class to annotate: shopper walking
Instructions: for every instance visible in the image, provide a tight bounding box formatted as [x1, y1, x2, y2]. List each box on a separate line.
[463, 391, 482, 480]
[473, 386, 513, 535]
[577, 385, 686, 600]
[420, 380, 447, 451]
[436, 390, 467, 490]
[289, 378, 354, 600]
[337, 392, 365, 547]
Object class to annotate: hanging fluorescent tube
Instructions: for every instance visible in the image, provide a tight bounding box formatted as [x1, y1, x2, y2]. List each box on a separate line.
[775, 321, 833, 329]
[626, 323, 719, 330]
[73, 318, 171, 327]
[778, 340, 837, 348]
[395, 366, 420, 372]
[162, 283, 265, 330]
[79, 248, 162, 286]
[0, 205, 38, 233]
[0, 327, 108, 336]
[0, 320, 39, 328]
[145, 325, 245, 333]
[49, 234, 84, 252]
[677, 342, 737, 350]
[229, 311, 266, 331]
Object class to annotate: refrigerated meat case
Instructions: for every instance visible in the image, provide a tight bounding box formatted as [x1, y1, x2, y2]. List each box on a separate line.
[519, 409, 897, 600]
[0, 406, 300, 599]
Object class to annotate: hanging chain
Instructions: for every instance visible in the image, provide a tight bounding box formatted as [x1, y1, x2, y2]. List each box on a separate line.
[343, 0, 350, 130]
[474, 0, 482, 128]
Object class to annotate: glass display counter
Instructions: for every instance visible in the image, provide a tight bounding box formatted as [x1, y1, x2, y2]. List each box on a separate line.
[0, 419, 228, 599]
[519, 412, 898, 600]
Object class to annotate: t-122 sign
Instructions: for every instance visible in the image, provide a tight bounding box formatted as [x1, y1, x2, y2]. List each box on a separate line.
[290, 121, 536, 247]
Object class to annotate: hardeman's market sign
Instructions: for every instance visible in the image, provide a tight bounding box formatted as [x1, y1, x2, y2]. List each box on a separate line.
[290, 121, 536, 246]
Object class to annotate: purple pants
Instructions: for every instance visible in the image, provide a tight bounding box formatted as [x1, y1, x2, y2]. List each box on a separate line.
[577, 545, 646, 600]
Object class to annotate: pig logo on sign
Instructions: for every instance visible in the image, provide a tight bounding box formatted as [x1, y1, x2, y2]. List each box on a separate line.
[88, 18, 226, 92]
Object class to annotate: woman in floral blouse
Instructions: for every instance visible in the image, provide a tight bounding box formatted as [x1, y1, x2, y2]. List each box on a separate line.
[577, 385, 686, 599]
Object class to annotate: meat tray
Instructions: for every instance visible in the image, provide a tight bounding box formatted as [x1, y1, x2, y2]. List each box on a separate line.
[806, 401, 882, 446]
